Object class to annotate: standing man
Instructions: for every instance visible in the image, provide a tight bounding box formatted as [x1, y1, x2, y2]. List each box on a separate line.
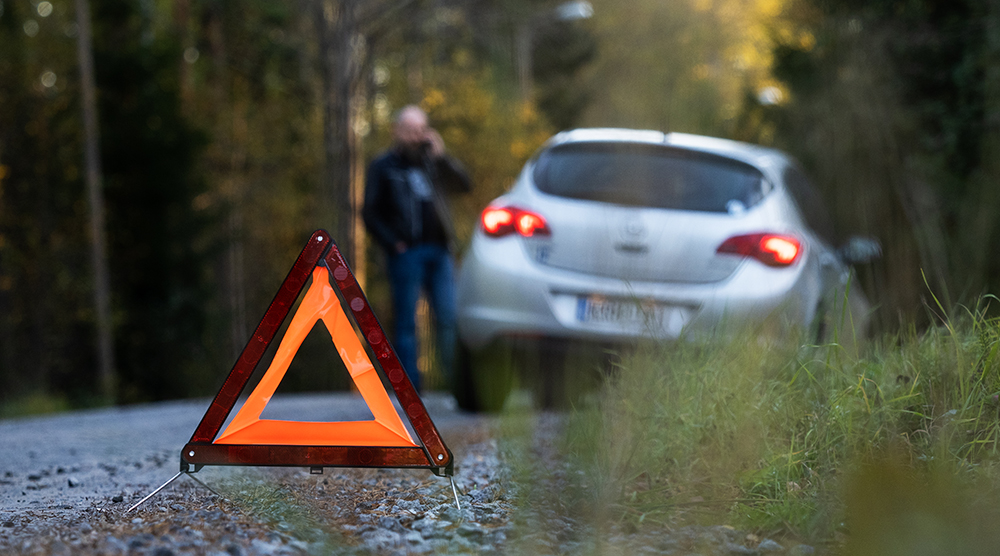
[362, 105, 471, 393]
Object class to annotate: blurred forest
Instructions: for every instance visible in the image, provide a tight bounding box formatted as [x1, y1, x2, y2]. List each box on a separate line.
[0, 0, 998, 409]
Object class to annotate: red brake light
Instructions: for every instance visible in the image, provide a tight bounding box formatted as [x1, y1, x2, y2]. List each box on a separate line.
[482, 207, 514, 236]
[717, 233, 801, 267]
[481, 206, 550, 238]
[515, 212, 549, 237]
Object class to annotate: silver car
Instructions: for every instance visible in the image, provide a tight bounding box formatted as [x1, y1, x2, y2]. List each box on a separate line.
[454, 128, 875, 410]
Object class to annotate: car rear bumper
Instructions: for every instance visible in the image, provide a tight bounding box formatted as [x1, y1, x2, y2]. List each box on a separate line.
[456, 235, 817, 350]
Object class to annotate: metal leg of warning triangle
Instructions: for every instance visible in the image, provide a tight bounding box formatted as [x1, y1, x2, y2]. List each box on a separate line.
[126, 471, 184, 513]
[449, 475, 461, 512]
[184, 472, 224, 498]
[126, 472, 225, 513]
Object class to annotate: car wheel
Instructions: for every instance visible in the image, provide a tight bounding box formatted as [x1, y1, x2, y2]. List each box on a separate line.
[452, 339, 515, 413]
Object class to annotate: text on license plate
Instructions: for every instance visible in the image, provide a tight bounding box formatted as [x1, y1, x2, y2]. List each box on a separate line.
[576, 296, 665, 326]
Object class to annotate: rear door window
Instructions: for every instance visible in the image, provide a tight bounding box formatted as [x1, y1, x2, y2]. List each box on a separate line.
[532, 142, 767, 212]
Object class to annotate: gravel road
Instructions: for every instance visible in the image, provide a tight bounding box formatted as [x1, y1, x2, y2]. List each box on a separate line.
[0, 393, 815, 555]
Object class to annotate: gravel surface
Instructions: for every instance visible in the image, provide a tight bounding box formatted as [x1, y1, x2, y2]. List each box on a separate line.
[0, 393, 815, 554]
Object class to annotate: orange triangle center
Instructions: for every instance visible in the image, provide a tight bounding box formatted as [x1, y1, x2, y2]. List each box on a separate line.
[214, 266, 417, 447]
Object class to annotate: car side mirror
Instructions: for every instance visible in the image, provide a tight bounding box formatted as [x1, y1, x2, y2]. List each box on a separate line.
[838, 236, 881, 265]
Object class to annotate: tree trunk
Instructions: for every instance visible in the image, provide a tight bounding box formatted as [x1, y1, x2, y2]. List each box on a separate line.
[75, 0, 117, 401]
[318, 0, 364, 267]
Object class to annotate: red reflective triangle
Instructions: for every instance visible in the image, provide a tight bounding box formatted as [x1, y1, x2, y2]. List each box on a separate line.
[181, 230, 453, 475]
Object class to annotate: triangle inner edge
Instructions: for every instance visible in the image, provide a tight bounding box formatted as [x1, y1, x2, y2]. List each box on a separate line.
[214, 265, 417, 447]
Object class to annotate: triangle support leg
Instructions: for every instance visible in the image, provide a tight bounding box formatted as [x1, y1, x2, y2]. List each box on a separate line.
[126, 471, 184, 513]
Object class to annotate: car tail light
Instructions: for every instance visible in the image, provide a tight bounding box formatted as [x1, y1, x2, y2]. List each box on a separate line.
[481, 206, 551, 238]
[716, 233, 802, 267]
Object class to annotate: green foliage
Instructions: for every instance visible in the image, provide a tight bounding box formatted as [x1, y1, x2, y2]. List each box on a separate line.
[0, 0, 598, 407]
[0, 392, 71, 419]
[740, 0, 1000, 329]
[0, 0, 107, 401]
[531, 17, 598, 130]
[94, 0, 216, 403]
[542, 300, 1000, 544]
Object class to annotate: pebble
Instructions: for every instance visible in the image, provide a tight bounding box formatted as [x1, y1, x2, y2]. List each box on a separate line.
[726, 541, 758, 554]
[758, 538, 785, 553]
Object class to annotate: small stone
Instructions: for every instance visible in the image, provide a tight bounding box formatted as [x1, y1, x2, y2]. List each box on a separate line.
[128, 533, 154, 548]
[361, 528, 401, 551]
[392, 499, 424, 514]
[79, 522, 93, 534]
[378, 516, 401, 531]
[403, 531, 424, 544]
[112, 495, 124, 503]
[409, 518, 434, 532]
[725, 542, 757, 554]
[758, 539, 785, 553]
[170, 504, 185, 512]
[131, 517, 143, 524]
[67, 477, 82, 488]
[423, 522, 453, 539]
[457, 522, 485, 539]
[249, 538, 281, 555]
[104, 535, 129, 554]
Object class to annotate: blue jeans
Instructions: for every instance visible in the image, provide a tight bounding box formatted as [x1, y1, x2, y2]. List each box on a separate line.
[386, 243, 457, 393]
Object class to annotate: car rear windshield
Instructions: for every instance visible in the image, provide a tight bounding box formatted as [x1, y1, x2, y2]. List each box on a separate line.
[532, 142, 767, 212]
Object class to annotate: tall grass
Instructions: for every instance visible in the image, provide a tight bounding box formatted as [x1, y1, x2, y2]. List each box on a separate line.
[530, 298, 1000, 548]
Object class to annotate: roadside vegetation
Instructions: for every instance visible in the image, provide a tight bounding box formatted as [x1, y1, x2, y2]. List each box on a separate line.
[501, 297, 1000, 553]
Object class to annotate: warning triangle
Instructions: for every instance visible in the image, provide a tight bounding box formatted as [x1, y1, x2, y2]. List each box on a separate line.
[181, 230, 453, 475]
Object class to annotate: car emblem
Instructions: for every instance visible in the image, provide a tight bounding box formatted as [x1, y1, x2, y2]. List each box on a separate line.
[622, 219, 647, 239]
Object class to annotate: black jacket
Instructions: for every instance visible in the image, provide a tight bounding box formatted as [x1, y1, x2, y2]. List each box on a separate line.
[362, 149, 471, 253]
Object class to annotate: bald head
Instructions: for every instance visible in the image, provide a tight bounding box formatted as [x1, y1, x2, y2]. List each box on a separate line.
[393, 105, 430, 151]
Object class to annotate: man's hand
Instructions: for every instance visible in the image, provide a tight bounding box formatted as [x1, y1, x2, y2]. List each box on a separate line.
[424, 129, 445, 159]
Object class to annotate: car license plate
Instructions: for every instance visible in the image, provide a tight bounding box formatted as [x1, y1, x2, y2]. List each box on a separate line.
[576, 296, 665, 328]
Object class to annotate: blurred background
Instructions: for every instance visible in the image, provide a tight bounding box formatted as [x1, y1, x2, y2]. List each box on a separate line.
[1, 0, 998, 411]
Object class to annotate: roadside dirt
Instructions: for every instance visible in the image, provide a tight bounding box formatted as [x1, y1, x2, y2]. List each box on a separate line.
[0, 393, 492, 554]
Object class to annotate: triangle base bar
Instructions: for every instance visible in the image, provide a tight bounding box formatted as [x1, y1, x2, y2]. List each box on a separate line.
[182, 443, 452, 473]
